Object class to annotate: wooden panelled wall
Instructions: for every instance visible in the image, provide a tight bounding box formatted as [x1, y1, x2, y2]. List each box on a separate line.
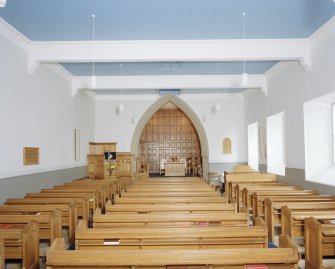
[139, 107, 201, 173]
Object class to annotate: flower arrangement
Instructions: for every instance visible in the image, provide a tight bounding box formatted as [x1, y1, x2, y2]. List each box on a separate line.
[105, 162, 117, 175]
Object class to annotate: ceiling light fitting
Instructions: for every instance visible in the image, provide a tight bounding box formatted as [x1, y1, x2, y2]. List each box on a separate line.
[215, 62, 220, 112]
[119, 63, 124, 112]
[242, 12, 248, 86]
[91, 14, 96, 89]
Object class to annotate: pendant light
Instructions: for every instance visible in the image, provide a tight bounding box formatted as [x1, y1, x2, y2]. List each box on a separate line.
[241, 12, 248, 86]
[91, 14, 96, 89]
[215, 62, 221, 111]
[119, 63, 124, 112]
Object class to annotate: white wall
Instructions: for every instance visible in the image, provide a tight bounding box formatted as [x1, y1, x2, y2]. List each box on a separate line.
[0, 33, 95, 179]
[247, 122, 259, 170]
[244, 18, 335, 172]
[95, 94, 247, 163]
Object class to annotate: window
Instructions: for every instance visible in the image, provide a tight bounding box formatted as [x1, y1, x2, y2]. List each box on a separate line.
[266, 112, 285, 176]
[247, 122, 259, 171]
[304, 93, 335, 185]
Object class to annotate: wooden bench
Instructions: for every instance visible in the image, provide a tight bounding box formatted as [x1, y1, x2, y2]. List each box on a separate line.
[242, 189, 318, 216]
[0, 209, 62, 243]
[305, 217, 335, 269]
[6, 196, 89, 223]
[281, 206, 335, 240]
[43, 185, 107, 210]
[105, 200, 236, 214]
[135, 177, 204, 183]
[131, 181, 206, 186]
[25, 192, 95, 220]
[127, 187, 215, 193]
[0, 221, 39, 269]
[264, 199, 335, 241]
[251, 193, 330, 220]
[75, 217, 267, 250]
[122, 191, 221, 198]
[232, 182, 289, 210]
[114, 196, 226, 204]
[241, 186, 310, 212]
[0, 203, 76, 243]
[93, 209, 249, 228]
[62, 178, 120, 200]
[225, 172, 277, 203]
[46, 235, 299, 269]
[0, 237, 4, 269]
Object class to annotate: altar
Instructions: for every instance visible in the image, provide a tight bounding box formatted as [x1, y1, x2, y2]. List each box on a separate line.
[164, 162, 186, 176]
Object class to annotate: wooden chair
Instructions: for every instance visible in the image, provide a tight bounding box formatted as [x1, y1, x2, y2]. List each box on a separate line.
[160, 159, 166, 174]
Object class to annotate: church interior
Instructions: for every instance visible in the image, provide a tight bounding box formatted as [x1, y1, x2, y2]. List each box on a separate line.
[0, 0, 335, 268]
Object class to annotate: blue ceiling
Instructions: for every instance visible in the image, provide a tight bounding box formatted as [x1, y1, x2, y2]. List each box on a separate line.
[0, 0, 334, 41]
[0, 0, 334, 78]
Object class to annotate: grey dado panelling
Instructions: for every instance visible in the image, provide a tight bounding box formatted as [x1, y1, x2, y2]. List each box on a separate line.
[0, 166, 87, 204]
[209, 162, 247, 174]
[259, 164, 335, 195]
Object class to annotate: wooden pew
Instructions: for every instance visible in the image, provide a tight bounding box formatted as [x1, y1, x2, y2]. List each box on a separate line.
[0, 237, 4, 269]
[0, 221, 39, 269]
[114, 196, 226, 204]
[6, 196, 88, 222]
[304, 217, 335, 269]
[225, 172, 276, 203]
[251, 193, 331, 220]
[0, 209, 62, 243]
[135, 177, 203, 183]
[241, 186, 309, 212]
[42, 186, 107, 210]
[78, 177, 133, 196]
[62, 178, 120, 200]
[233, 182, 289, 210]
[132, 181, 208, 187]
[281, 206, 335, 240]
[46, 235, 299, 269]
[94, 208, 249, 228]
[242, 189, 318, 216]
[264, 199, 335, 241]
[25, 192, 95, 220]
[122, 191, 221, 198]
[126, 187, 215, 194]
[76, 217, 268, 250]
[0, 203, 76, 243]
[105, 200, 236, 214]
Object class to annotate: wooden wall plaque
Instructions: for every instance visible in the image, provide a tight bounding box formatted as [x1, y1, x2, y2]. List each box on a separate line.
[223, 138, 232, 154]
[23, 147, 39, 165]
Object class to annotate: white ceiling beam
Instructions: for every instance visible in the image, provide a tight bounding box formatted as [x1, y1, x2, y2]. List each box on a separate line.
[71, 74, 267, 97]
[28, 39, 311, 74]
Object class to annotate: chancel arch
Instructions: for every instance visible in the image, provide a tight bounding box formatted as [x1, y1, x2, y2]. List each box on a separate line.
[130, 95, 209, 179]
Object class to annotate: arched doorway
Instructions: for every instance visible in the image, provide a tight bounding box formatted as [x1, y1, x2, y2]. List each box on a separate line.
[130, 95, 209, 179]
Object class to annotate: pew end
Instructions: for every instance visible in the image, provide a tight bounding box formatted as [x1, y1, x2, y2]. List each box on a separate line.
[0, 237, 3, 269]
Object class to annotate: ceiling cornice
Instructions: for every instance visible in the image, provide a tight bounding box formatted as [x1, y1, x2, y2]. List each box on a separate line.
[71, 74, 267, 96]
[309, 15, 335, 48]
[0, 17, 30, 52]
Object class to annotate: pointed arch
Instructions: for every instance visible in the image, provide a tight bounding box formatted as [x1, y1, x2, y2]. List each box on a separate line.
[130, 95, 209, 179]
